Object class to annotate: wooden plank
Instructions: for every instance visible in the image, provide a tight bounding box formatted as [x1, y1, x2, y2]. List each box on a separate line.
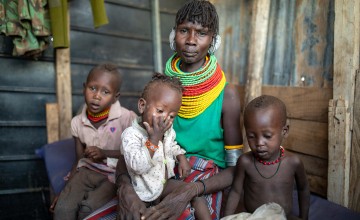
[292, 151, 328, 196]
[349, 72, 360, 212]
[329, 0, 360, 208]
[284, 119, 328, 159]
[46, 103, 59, 144]
[56, 11, 72, 140]
[238, 86, 332, 123]
[288, 150, 327, 196]
[56, 47, 72, 139]
[262, 86, 332, 123]
[295, 153, 328, 179]
[307, 175, 327, 197]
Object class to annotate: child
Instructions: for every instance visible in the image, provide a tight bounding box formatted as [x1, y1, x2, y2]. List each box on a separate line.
[121, 73, 211, 219]
[223, 95, 310, 220]
[52, 63, 137, 220]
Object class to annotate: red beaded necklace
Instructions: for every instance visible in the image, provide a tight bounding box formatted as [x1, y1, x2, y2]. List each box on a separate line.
[87, 107, 110, 123]
[256, 147, 285, 165]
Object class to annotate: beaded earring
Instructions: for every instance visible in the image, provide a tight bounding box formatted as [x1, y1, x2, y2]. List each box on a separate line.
[169, 28, 176, 51]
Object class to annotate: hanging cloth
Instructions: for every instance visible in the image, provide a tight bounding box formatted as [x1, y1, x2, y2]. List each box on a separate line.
[0, 0, 51, 57]
[90, 0, 109, 28]
[48, 0, 68, 48]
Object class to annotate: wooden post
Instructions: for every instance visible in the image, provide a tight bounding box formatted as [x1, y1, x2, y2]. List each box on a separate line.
[56, 10, 72, 139]
[243, 0, 270, 152]
[244, 0, 270, 104]
[329, 0, 360, 208]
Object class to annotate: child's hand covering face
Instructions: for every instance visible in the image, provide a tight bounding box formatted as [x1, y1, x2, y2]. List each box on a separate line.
[143, 114, 173, 141]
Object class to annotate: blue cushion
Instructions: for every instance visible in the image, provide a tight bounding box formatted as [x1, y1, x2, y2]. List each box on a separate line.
[39, 138, 76, 195]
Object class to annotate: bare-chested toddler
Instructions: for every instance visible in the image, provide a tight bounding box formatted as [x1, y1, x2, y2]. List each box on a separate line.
[224, 95, 310, 220]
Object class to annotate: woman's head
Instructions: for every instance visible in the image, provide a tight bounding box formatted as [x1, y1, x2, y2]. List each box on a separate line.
[171, 0, 220, 72]
[175, 0, 219, 35]
[83, 63, 121, 114]
[138, 73, 183, 127]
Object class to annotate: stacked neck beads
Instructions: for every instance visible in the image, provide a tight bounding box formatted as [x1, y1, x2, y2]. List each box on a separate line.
[165, 54, 226, 119]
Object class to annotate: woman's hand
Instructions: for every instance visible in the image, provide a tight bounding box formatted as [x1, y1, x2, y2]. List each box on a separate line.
[141, 182, 196, 220]
[117, 178, 147, 220]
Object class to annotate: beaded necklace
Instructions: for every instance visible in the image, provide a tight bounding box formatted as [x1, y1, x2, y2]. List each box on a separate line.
[256, 147, 284, 165]
[254, 147, 284, 179]
[165, 54, 226, 118]
[87, 107, 110, 123]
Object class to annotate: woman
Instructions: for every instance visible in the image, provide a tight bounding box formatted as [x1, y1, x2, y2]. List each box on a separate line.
[116, 1, 243, 219]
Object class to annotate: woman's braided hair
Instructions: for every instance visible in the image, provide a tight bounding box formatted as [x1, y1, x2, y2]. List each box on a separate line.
[175, 0, 219, 35]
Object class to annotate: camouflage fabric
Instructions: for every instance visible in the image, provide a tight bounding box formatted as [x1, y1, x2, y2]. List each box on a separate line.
[0, 0, 50, 57]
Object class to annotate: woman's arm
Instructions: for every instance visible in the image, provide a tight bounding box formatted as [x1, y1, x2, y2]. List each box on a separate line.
[222, 83, 243, 146]
[224, 155, 247, 216]
[115, 155, 147, 219]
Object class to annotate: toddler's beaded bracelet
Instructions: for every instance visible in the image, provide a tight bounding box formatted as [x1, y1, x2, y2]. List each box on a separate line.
[145, 139, 159, 152]
[197, 179, 206, 196]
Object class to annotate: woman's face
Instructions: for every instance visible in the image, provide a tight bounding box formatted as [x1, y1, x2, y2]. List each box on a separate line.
[175, 20, 213, 72]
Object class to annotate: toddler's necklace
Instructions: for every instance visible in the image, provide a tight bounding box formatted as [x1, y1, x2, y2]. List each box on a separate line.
[256, 147, 284, 165]
[254, 147, 284, 179]
[87, 107, 110, 123]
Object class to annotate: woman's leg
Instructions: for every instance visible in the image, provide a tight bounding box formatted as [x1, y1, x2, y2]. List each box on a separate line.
[77, 170, 116, 220]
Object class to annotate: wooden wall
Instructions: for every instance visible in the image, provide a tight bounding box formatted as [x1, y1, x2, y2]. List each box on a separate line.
[216, 0, 359, 211]
[0, 0, 186, 218]
[214, 0, 334, 198]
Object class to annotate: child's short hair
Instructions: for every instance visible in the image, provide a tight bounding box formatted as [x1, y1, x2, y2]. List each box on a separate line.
[175, 0, 219, 35]
[141, 72, 183, 100]
[87, 63, 122, 92]
[245, 95, 288, 126]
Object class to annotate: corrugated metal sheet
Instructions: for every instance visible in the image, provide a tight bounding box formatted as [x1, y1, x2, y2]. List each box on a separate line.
[214, 0, 334, 87]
